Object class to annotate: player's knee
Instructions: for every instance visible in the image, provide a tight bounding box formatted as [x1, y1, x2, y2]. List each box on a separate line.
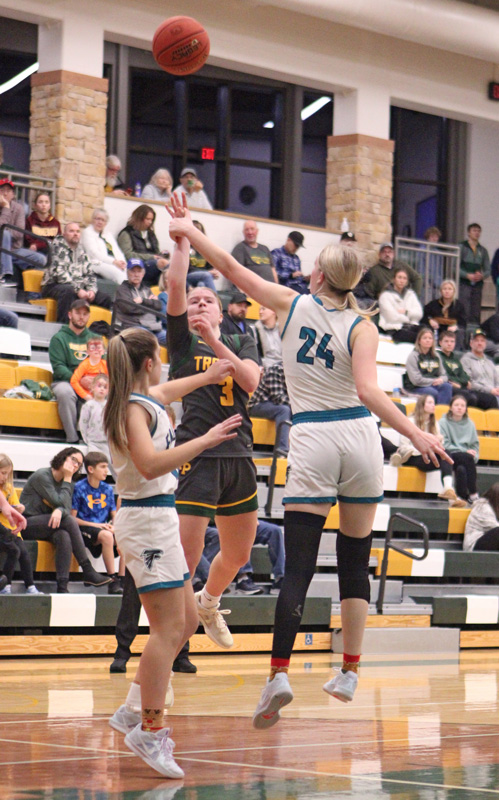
[336, 530, 372, 602]
[99, 530, 113, 546]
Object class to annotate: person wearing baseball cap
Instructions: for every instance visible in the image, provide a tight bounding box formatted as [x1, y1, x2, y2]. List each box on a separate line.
[271, 231, 310, 295]
[363, 241, 422, 300]
[461, 327, 499, 409]
[172, 166, 212, 210]
[0, 178, 47, 283]
[220, 291, 257, 340]
[340, 231, 357, 246]
[112, 257, 165, 343]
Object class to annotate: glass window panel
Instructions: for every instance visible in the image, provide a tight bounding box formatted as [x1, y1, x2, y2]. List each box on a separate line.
[393, 108, 442, 182]
[230, 87, 280, 161]
[227, 164, 271, 218]
[396, 182, 438, 239]
[302, 92, 332, 170]
[187, 82, 218, 134]
[127, 153, 175, 193]
[300, 171, 326, 227]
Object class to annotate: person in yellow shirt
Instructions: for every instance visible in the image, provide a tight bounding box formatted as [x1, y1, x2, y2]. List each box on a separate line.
[0, 454, 43, 594]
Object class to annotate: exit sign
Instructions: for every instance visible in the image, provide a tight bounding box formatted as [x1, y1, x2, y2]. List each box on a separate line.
[201, 147, 215, 160]
[488, 82, 499, 101]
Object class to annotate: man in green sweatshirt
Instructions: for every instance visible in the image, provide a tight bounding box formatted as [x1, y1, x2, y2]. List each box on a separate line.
[438, 329, 497, 410]
[48, 299, 94, 442]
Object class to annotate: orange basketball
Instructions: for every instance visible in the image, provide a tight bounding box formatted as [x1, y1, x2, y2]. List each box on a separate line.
[152, 16, 210, 76]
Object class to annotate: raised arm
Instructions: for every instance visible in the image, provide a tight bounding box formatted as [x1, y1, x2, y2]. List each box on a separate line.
[168, 197, 296, 319]
[351, 321, 452, 466]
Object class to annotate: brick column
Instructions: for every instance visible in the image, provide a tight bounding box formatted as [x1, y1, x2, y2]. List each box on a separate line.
[326, 133, 394, 259]
[30, 70, 108, 226]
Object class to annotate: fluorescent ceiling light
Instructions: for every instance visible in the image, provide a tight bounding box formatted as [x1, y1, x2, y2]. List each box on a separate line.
[263, 95, 331, 128]
[0, 62, 39, 95]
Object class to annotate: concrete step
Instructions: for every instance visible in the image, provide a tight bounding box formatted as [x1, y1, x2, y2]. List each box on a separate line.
[332, 626, 460, 655]
[406, 584, 499, 599]
[311, 574, 403, 602]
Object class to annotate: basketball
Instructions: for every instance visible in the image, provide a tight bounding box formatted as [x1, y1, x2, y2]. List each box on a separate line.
[152, 16, 210, 76]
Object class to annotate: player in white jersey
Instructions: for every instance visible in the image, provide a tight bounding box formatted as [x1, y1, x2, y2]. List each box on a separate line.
[104, 327, 241, 777]
[168, 199, 450, 728]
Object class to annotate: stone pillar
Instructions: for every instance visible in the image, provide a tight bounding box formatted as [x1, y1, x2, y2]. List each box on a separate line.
[326, 133, 394, 255]
[327, 87, 393, 261]
[30, 70, 108, 226]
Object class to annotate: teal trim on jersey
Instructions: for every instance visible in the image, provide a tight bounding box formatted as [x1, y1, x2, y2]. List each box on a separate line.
[292, 406, 370, 424]
[347, 316, 363, 355]
[312, 295, 339, 313]
[337, 494, 384, 504]
[121, 494, 175, 508]
[280, 294, 300, 340]
[129, 395, 158, 436]
[130, 392, 165, 410]
[138, 578, 185, 594]
[283, 496, 337, 505]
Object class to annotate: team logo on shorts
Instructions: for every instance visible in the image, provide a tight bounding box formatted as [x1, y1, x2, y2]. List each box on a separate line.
[141, 548, 164, 571]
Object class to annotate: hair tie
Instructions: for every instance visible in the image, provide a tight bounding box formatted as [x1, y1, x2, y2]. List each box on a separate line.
[118, 334, 126, 343]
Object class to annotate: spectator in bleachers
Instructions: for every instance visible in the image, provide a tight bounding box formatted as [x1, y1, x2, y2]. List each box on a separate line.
[254, 305, 282, 367]
[117, 204, 169, 285]
[480, 310, 499, 359]
[0, 454, 42, 595]
[459, 223, 490, 325]
[464, 483, 499, 552]
[173, 166, 212, 210]
[0, 179, 47, 283]
[71, 451, 122, 595]
[378, 266, 423, 343]
[81, 208, 127, 284]
[104, 155, 127, 196]
[439, 395, 479, 506]
[422, 279, 467, 350]
[41, 223, 113, 323]
[491, 246, 499, 307]
[340, 231, 356, 246]
[364, 242, 422, 300]
[141, 168, 173, 202]
[0, 308, 18, 328]
[70, 336, 108, 400]
[187, 220, 219, 290]
[461, 328, 499, 409]
[24, 192, 61, 258]
[422, 226, 445, 293]
[79, 375, 115, 478]
[20, 447, 112, 593]
[403, 327, 452, 404]
[438, 330, 497, 410]
[157, 269, 168, 340]
[390, 394, 465, 506]
[271, 231, 309, 294]
[49, 299, 96, 443]
[220, 291, 257, 341]
[194, 521, 285, 595]
[231, 220, 277, 284]
[111, 258, 166, 344]
[248, 362, 291, 455]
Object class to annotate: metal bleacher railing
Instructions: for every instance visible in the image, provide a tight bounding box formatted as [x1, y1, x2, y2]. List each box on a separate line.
[395, 236, 460, 306]
[0, 168, 56, 214]
[376, 512, 429, 613]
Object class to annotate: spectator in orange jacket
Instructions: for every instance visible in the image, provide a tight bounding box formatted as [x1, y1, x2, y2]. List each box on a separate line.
[70, 337, 108, 400]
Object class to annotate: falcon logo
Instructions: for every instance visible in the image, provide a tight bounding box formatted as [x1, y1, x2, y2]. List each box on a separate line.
[141, 549, 164, 571]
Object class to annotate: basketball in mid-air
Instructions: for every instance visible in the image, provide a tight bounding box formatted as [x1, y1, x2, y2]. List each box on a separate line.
[152, 16, 210, 76]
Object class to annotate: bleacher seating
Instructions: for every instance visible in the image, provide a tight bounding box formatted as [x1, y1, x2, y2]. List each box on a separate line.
[23, 269, 57, 322]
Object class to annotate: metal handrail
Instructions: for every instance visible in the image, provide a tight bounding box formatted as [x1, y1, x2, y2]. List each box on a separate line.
[0, 169, 56, 214]
[394, 236, 460, 307]
[376, 512, 429, 614]
[264, 419, 292, 516]
[0, 222, 52, 269]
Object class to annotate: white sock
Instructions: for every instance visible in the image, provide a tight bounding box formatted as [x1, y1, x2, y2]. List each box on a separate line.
[125, 681, 141, 713]
[443, 476, 453, 490]
[199, 588, 221, 609]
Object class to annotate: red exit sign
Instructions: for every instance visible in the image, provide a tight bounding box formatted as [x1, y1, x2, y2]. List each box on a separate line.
[201, 147, 215, 160]
[488, 82, 499, 101]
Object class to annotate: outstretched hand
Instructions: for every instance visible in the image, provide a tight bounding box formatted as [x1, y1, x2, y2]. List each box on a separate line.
[203, 414, 242, 449]
[166, 194, 192, 242]
[204, 358, 235, 385]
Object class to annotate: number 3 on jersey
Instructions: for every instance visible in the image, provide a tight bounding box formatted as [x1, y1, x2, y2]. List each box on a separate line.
[219, 375, 234, 406]
[297, 326, 335, 369]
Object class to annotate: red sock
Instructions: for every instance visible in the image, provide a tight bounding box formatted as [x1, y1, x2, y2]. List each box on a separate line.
[342, 653, 360, 673]
[270, 657, 290, 680]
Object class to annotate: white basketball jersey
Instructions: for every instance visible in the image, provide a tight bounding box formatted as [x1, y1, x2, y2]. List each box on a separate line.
[112, 393, 178, 500]
[281, 294, 364, 414]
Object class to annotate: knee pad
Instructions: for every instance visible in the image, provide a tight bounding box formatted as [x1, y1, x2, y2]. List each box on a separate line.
[336, 530, 372, 603]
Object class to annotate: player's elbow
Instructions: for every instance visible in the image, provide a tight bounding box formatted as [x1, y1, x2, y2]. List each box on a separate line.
[355, 380, 376, 405]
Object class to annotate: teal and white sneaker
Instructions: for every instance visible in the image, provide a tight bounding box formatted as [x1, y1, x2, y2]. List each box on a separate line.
[323, 669, 358, 703]
[109, 704, 141, 734]
[125, 723, 184, 779]
[252, 672, 293, 729]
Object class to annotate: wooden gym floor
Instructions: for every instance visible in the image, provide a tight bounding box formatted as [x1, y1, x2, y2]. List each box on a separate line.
[1, 650, 499, 799]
